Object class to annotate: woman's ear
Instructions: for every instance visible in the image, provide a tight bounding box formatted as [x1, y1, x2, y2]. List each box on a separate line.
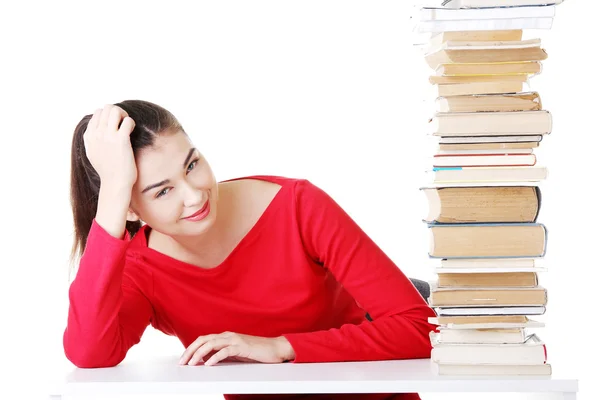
[126, 208, 140, 222]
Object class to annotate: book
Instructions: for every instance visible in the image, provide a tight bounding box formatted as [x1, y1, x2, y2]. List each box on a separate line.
[431, 315, 530, 325]
[438, 135, 543, 144]
[425, 41, 547, 69]
[429, 74, 529, 84]
[442, 0, 563, 8]
[435, 61, 542, 77]
[431, 110, 552, 136]
[435, 92, 542, 113]
[432, 153, 536, 167]
[438, 142, 539, 150]
[432, 362, 552, 376]
[435, 305, 546, 316]
[431, 333, 547, 364]
[430, 329, 527, 344]
[439, 257, 539, 269]
[416, 17, 554, 33]
[428, 223, 547, 258]
[429, 286, 548, 306]
[421, 186, 541, 223]
[437, 80, 525, 96]
[429, 316, 545, 330]
[429, 30, 523, 48]
[420, 5, 556, 21]
[436, 148, 534, 154]
[437, 272, 539, 287]
[429, 166, 548, 182]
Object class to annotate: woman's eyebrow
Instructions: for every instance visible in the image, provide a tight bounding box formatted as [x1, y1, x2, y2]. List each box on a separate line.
[141, 148, 197, 194]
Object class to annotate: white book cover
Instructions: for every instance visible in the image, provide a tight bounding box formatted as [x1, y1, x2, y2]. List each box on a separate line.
[429, 318, 545, 330]
[416, 17, 554, 33]
[420, 5, 556, 21]
[442, 0, 563, 9]
[435, 305, 546, 315]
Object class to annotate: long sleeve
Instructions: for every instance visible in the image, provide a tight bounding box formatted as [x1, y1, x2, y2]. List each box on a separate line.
[63, 219, 154, 368]
[283, 179, 437, 363]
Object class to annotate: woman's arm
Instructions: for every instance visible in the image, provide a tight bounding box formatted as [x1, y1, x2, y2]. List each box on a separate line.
[63, 217, 154, 368]
[282, 179, 437, 363]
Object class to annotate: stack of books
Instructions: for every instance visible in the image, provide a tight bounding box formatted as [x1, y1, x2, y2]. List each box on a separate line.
[414, 0, 566, 376]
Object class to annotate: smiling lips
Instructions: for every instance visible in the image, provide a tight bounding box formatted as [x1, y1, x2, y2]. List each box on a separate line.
[183, 200, 210, 221]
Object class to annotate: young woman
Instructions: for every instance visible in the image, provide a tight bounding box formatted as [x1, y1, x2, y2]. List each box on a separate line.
[64, 100, 436, 400]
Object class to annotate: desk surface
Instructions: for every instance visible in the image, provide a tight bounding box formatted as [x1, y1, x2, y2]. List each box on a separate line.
[52, 357, 578, 396]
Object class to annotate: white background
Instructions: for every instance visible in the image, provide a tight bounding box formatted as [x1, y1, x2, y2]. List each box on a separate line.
[1, 1, 597, 399]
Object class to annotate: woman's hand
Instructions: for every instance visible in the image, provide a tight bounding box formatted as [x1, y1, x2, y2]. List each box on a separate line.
[179, 332, 296, 366]
[84, 104, 138, 190]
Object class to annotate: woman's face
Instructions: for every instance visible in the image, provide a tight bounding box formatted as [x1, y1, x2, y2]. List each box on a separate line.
[128, 130, 219, 238]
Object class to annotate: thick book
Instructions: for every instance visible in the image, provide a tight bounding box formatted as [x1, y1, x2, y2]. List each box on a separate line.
[425, 39, 547, 69]
[427, 222, 548, 258]
[429, 30, 523, 47]
[437, 272, 538, 287]
[435, 62, 542, 77]
[431, 110, 552, 136]
[421, 186, 541, 223]
[431, 333, 548, 365]
[435, 92, 542, 113]
[429, 74, 528, 85]
[429, 286, 548, 307]
[437, 80, 525, 96]
[429, 315, 546, 330]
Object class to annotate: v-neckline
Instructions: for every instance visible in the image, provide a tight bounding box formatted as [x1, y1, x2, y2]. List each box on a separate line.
[137, 177, 288, 274]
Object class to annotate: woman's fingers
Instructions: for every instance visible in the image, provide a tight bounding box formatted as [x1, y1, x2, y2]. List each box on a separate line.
[205, 345, 242, 366]
[107, 106, 128, 133]
[188, 337, 233, 366]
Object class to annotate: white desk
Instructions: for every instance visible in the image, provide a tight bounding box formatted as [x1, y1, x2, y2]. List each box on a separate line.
[49, 357, 578, 399]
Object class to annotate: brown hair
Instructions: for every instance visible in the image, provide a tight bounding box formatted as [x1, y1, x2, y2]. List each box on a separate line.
[69, 100, 183, 266]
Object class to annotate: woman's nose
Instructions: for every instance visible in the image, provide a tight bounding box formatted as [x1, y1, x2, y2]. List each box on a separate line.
[182, 182, 204, 208]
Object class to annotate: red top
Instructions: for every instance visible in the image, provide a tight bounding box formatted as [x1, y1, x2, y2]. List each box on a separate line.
[63, 175, 436, 400]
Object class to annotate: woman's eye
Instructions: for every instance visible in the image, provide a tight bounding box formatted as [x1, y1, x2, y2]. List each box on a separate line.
[156, 188, 170, 198]
[187, 159, 198, 173]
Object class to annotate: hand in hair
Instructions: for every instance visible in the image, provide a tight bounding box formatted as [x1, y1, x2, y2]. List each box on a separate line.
[83, 105, 138, 190]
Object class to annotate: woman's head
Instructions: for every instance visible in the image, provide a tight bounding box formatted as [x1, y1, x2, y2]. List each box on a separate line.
[70, 100, 218, 264]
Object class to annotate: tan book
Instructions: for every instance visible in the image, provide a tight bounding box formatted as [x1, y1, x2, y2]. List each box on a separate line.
[438, 142, 539, 151]
[436, 92, 542, 113]
[437, 272, 538, 287]
[432, 315, 530, 325]
[430, 286, 547, 306]
[429, 74, 528, 84]
[422, 186, 540, 223]
[425, 40, 547, 69]
[429, 30, 523, 48]
[437, 80, 523, 96]
[428, 223, 547, 258]
[431, 110, 552, 136]
[436, 61, 542, 77]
